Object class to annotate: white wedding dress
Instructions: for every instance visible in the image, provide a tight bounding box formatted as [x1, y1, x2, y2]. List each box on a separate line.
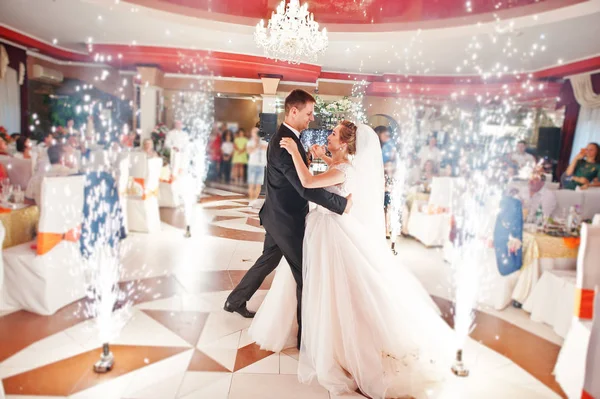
[249, 126, 455, 399]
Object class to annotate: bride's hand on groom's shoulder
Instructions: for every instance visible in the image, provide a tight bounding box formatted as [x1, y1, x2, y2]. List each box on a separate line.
[280, 138, 297, 155]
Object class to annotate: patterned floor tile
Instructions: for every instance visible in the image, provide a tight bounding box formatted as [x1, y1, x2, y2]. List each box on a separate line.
[2, 345, 190, 396]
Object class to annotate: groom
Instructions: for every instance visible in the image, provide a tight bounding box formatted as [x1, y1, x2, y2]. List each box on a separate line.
[224, 89, 351, 347]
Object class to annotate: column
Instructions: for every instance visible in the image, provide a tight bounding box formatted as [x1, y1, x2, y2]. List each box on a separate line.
[135, 66, 165, 142]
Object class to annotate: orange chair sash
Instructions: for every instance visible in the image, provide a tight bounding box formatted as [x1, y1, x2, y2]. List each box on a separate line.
[37, 225, 82, 255]
[582, 390, 594, 399]
[133, 178, 158, 199]
[575, 288, 595, 320]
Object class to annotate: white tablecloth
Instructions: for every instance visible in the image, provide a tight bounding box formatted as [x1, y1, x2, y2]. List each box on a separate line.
[523, 269, 577, 338]
[554, 319, 592, 399]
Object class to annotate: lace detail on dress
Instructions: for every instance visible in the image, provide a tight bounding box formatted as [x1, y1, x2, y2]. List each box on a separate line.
[325, 162, 351, 197]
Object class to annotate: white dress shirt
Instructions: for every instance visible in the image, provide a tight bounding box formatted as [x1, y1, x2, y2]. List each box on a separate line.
[511, 152, 536, 169]
[283, 122, 301, 139]
[164, 129, 190, 151]
[418, 146, 442, 168]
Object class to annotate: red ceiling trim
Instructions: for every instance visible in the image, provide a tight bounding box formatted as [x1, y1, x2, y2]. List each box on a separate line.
[533, 56, 600, 79]
[367, 81, 562, 101]
[1, 25, 597, 88]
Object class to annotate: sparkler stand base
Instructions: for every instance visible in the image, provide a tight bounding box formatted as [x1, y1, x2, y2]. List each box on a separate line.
[93, 343, 114, 373]
[451, 349, 469, 377]
[390, 241, 398, 255]
[184, 225, 192, 238]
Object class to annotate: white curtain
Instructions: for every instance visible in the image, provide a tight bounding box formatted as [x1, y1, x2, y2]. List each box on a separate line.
[569, 73, 600, 162]
[0, 67, 20, 133]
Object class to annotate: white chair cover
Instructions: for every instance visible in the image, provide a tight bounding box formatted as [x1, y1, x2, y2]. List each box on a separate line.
[593, 214, 600, 225]
[406, 177, 455, 247]
[582, 292, 600, 398]
[553, 224, 600, 397]
[581, 190, 600, 221]
[428, 176, 454, 208]
[2, 175, 86, 315]
[117, 154, 130, 232]
[0, 155, 33, 190]
[127, 154, 162, 233]
[551, 190, 584, 219]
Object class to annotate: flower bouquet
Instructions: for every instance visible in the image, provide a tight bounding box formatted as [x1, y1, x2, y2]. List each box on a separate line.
[151, 124, 170, 164]
[0, 126, 9, 143]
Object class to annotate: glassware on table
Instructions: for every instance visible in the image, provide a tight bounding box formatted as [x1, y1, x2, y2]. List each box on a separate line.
[1, 184, 13, 203]
[13, 185, 24, 204]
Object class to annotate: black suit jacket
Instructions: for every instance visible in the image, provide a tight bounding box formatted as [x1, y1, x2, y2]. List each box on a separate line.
[259, 124, 347, 237]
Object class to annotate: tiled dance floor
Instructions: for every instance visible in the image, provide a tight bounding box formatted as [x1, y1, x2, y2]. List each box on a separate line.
[0, 189, 566, 398]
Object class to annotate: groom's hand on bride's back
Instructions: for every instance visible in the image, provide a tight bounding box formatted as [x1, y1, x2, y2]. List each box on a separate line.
[344, 194, 352, 213]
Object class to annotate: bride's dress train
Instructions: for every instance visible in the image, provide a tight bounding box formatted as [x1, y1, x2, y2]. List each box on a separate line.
[249, 147, 455, 399]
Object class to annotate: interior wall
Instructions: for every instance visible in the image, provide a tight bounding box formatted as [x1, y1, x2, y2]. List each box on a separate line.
[214, 97, 262, 133]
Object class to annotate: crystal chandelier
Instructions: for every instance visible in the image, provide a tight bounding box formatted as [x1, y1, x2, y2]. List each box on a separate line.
[255, 0, 328, 64]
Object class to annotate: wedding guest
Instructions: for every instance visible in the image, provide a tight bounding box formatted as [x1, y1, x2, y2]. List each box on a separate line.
[14, 136, 33, 159]
[165, 120, 189, 153]
[419, 159, 438, 191]
[8, 133, 20, 154]
[207, 128, 222, 181]
[246, 127, 268, 204]
[510, 140, 536, 170]
[563, 142, 600, 190]
[232, 129, 248, 184]
[141, 138, 158, 158]
[220, 130, 234, 183]
[66, 118, 76, 135]
[522, 174, 557, 220]
[25, 144, 77, 205]
[418, 136, 442, 169]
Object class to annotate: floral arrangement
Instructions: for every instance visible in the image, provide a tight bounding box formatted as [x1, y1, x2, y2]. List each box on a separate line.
[0, 126, 8, 143]
[314, 96, 356, 129]
[151, 123, 171, 164]
[151, 124, 169, 150]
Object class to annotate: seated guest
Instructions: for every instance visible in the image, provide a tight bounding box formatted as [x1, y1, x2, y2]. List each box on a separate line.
[522, 174, 557, 220]
[419, 159, 438, 191]
[0, 137, 11, 156]
[563, 142, 600, 190]
[142, 138, 159, 158]
[63, 135, 82, 171]
[8, 133, 19, 154]
[25, 144, 77, 205]
[418, 136, 442, 169]
[510, 140, 536, 170]
[14, 136, 34, 160]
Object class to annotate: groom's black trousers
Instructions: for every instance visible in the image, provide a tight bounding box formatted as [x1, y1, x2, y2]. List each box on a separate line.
[226, 229, 304, 346]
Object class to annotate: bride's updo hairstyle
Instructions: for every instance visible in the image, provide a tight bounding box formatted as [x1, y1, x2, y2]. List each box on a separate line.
[338, 120, 358, 155]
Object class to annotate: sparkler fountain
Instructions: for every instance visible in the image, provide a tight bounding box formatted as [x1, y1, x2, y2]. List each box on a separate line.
[173, 54, 215, 238]
[81, 175, 131, 374]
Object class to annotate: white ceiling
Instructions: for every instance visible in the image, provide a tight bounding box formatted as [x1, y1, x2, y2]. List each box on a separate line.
[1, 0, 600, 75]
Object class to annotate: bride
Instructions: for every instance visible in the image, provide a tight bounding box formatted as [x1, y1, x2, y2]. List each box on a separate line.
[248, 121, 455, 399]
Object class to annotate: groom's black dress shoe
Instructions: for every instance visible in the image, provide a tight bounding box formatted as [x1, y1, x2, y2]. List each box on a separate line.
[224, 302, 256, 318]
